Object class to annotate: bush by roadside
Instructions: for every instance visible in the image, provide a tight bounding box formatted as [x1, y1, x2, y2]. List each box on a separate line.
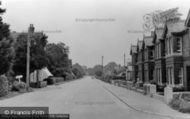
[169, 93, 190, 113]
[44, 76, 56, 85]
[0, 75, 9, 97]
[12, 81, 27, 93]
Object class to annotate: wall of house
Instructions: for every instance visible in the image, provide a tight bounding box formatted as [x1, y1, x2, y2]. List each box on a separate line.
[182, 29, 190, 90]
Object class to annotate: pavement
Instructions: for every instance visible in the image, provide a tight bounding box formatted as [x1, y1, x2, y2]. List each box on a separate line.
[0, 76, 189, 119]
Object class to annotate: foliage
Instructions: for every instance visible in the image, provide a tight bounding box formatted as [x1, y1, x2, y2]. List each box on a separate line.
[12, 81, 27, 92]
[87, 65, 102, 76]
[46, 42, 72, 77]
[95, 70, 103, 77]
[0, 3, 14, 75]
[65, 73, 73, 80]
[169, 97, 181, 110]
[44, 76, 56, 85]
[13, 33, 48, 81]
[0, 75, 9, 96]
[173, 85, 185, 92]
[72, 63, 86, 79]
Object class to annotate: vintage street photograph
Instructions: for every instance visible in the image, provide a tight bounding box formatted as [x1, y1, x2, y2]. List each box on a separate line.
[0, 0, 190, 119]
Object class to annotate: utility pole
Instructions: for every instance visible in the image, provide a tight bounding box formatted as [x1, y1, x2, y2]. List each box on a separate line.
[102, 56, 104, 78]
[26, 24, 34, 90]
[124, 53, 126, 67]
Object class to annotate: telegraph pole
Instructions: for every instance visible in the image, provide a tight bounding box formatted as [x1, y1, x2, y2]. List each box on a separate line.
[124, 53, 126, 67]
[26, 24, 34, 90]
[102, 56, 104, 78]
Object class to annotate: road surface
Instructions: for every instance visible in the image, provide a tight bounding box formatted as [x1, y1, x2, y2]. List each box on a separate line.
[0, 76, 188, 119]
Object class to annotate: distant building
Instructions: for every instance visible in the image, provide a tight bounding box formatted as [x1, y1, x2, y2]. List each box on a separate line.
[130, 45, 138, 82]
[137, 40, 144, 83]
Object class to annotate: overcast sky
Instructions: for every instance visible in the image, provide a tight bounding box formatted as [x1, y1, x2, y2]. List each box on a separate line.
[2, 0, 190, 67]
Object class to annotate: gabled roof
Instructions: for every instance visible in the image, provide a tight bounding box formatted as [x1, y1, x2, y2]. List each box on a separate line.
[155, 27, 165, 40]
[166, 20, 185, 35]
[185, 9, 190, 27]
[143, 35, 153, 47]
[130, 45, 137, 55]
[137, 40, 143, 51]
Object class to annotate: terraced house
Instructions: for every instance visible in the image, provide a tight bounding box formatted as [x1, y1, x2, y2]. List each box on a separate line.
[153, 26, 167, 91]
[164, 20, 185, 89]
[143, 33, 154, 84]
[165, 12, 190, 91]
[130, 45, 138, 83]
[136, 40, 144, 87]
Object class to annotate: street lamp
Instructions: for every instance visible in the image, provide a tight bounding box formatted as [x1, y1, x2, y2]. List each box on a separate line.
[26, 24, 34, 90]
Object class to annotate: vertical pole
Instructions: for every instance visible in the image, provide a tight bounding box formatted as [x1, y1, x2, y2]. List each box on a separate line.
[26, 24, 34, 90]
[102, 56, 104, 78]
[124, 53, 126, 67]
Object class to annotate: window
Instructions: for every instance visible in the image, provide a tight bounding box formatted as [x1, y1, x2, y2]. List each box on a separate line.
[175, 37, 182, 53]
[149, 50, 153, 59]
[167, 67, 173, 86]
[157, 68, 162, 85]
[156, 44, 160, 59]
[166, 37, 174, 56]
[178, 68, 183, 85]
[158, 44, 161, 58]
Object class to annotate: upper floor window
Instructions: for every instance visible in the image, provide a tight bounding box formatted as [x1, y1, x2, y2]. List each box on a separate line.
[166, 36, 182, 56]
[175, 37, 182, 53]
[149, 50, 153, 59]
[165, 36, 173, 56]
[155, 43, 161, 59]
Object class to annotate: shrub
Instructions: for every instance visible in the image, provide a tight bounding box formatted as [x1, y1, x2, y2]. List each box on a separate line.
[12, 81, 27, 92]
[0, 75, 9, 97]
[65, 73, 73, 80]
[44, 76, 56, 85]
[55, 77, 64, 83]
[169, 94, 181, 110]
[173, 86, 185, 92]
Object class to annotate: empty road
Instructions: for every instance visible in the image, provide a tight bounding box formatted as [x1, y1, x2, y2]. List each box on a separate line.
[0, 76, 188, 119]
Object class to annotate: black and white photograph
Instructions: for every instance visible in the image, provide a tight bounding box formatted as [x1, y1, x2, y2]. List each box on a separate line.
[0, 0, 190, 119]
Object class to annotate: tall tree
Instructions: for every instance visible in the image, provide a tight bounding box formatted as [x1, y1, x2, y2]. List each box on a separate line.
[72, 63, 86, 78]
[13, 32, 48, 80]
[0, 2, 14, 75]
[45, 42, 71, 77]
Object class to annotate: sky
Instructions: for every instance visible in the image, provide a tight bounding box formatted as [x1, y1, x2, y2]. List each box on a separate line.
[2, 0, 190, 67]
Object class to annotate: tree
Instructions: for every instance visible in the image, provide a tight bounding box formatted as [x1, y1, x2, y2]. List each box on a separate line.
[72, 63, 85, 78]
[0, 2, 14, 75]
[13, 33, 48, 81]
[0, 1, 14, 96]
[45, 42, 71, 77]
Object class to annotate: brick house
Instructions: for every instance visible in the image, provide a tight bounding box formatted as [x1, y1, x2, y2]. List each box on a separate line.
[180, 11, 190, 90]
[143, 34, 154, 83]
[130, 45, 138, 83]
[137, 40, 144, 84]
[153, 26, 167, 87]
[164, 20, 185, 88]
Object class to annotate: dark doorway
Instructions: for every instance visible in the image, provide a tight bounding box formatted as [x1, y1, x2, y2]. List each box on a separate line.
[186, 66, 190, 90]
